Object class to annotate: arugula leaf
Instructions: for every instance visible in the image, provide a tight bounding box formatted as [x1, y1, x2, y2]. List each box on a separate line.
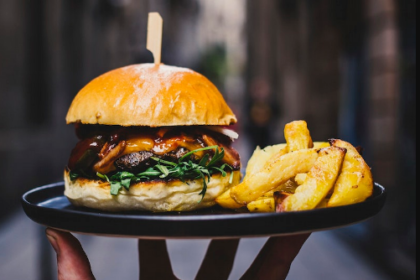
[179, 146, 219, 162]
[155, 164, 170, 177]
[96, 172, 110, 182]
[69, 171, 80, 181]
[93, 146, 235, 201]
[197, 171, 207, 202]
[151, 157, 177, 167]
[199, 154, 210, 167]
[211, 167, 227, 177]
[121, 178, 131, 190]
[110, 181, 122, 195]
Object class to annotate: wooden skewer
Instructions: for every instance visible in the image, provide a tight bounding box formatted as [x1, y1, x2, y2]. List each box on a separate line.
[147, 12, 163, 65]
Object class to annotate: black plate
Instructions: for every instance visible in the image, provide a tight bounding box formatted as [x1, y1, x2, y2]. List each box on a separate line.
[22, 182, 386, 239]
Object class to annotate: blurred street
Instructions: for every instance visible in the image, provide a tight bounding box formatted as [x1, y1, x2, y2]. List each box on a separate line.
[0, 1, 415, 279]
[1, 209, 392, 280]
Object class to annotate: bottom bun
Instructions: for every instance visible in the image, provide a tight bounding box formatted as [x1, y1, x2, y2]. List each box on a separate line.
[64, 170, 241, 212]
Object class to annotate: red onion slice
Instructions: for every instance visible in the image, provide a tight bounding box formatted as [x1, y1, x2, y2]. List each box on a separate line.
[205, 126, 239, 140]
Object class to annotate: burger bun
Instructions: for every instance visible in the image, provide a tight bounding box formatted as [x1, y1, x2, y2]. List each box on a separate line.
[64, 170, 241, 212]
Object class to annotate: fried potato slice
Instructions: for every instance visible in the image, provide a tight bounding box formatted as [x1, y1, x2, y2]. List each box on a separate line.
[279, 146, 346, 212]
[295, 173, 308, 185]
[316, 199, 329, 209]
[285, 121, 314, 152]
[273, 192, 293, 206]
[246, 144, 287, 176]
[263, 180, 298, 197]
[231, 148, 320, 205]
[217, 178, 297, 210]
[216, 188, 243, 209]
[247, 197, 275, 213]
[328, 139, 374, 207]
[246, 142, 328, 179]
[313, 142, 331, 149]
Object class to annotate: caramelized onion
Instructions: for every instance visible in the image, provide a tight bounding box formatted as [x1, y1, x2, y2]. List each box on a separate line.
[93, 141, 127, 174]
[202, 135, 241, 169]
[68, 136, 106, 170]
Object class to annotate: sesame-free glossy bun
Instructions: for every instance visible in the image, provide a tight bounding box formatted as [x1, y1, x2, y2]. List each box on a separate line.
[64, 170, 241, 212]
[66, 64, 237, 127]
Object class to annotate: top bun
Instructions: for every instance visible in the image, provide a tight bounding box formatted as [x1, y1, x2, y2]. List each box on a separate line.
[66, 64, 237, 127]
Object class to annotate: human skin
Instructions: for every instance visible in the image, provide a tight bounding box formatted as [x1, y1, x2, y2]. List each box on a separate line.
[46, 228, 310, 280]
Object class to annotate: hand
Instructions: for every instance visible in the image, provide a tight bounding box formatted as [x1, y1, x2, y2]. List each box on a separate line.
[46, 228, 309, 280]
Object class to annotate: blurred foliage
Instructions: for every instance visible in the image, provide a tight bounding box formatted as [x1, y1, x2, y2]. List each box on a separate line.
[196, 45, 228, 90]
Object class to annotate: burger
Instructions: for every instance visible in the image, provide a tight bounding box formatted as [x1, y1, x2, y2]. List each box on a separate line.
[64, 64, 241, 212]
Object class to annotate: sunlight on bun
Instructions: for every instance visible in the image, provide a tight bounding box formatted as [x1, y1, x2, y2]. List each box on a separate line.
[66, 64, 237, 127]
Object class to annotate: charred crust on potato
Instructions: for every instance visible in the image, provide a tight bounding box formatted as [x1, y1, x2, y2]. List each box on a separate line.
[334, 147, 347, 154]
[329, 139, 337, 146]
[356, 146, 364, 155]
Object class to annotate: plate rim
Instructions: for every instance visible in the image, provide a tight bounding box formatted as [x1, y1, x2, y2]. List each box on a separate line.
[22, 182, 387, 221]
[21, 182, 387, 238]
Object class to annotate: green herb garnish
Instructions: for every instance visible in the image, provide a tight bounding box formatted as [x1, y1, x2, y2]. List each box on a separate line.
[96, 146, 234, 201]
[69, 170, 80, 180]
[70, 169, 93, 181]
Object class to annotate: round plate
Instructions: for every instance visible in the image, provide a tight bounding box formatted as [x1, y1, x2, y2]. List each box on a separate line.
[22, 182, 386, 239]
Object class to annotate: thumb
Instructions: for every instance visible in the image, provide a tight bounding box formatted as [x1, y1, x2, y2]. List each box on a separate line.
[46, 228, 95, 280]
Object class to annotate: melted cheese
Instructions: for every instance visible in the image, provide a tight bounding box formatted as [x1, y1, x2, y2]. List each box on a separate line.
[122, 137, 155, 156]
[177, 141, 205, 157]
[121, 136, 204, 157]
[153, 137, 204, 156]
[153, 138, 179, 155]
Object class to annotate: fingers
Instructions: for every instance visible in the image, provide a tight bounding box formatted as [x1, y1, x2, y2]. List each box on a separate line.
[138, 240, 179, 280]
[195, 239, 240, 280]
[240, 234, 310, 280]
[45, 228, 95, 280]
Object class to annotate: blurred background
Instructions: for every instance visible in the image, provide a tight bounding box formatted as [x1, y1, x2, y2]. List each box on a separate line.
[0, 0, 416, 279]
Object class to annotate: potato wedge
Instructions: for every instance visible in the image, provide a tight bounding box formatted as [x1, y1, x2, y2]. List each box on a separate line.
[279, 146, 346, 212]
[246, 142, 328, 178]
[295, 173, 307, 185]
[245, 144, 287, 176]
[316, 199, 329, 209]
[263, 180, 298, 197]
[285, 121, 314, 152]
[231, 148, 320, 205]
[274, 191, 293, 210]
[247, 197, 275, 213]
[328, 139, 374, 207]
[313, 142, 331, 149]
[216, 188, 243, 209]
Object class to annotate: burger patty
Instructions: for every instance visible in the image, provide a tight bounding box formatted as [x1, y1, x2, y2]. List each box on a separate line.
[114, 151, 155, 173]
[68, 126, 241, 176]
[114, 148, 195, 173]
